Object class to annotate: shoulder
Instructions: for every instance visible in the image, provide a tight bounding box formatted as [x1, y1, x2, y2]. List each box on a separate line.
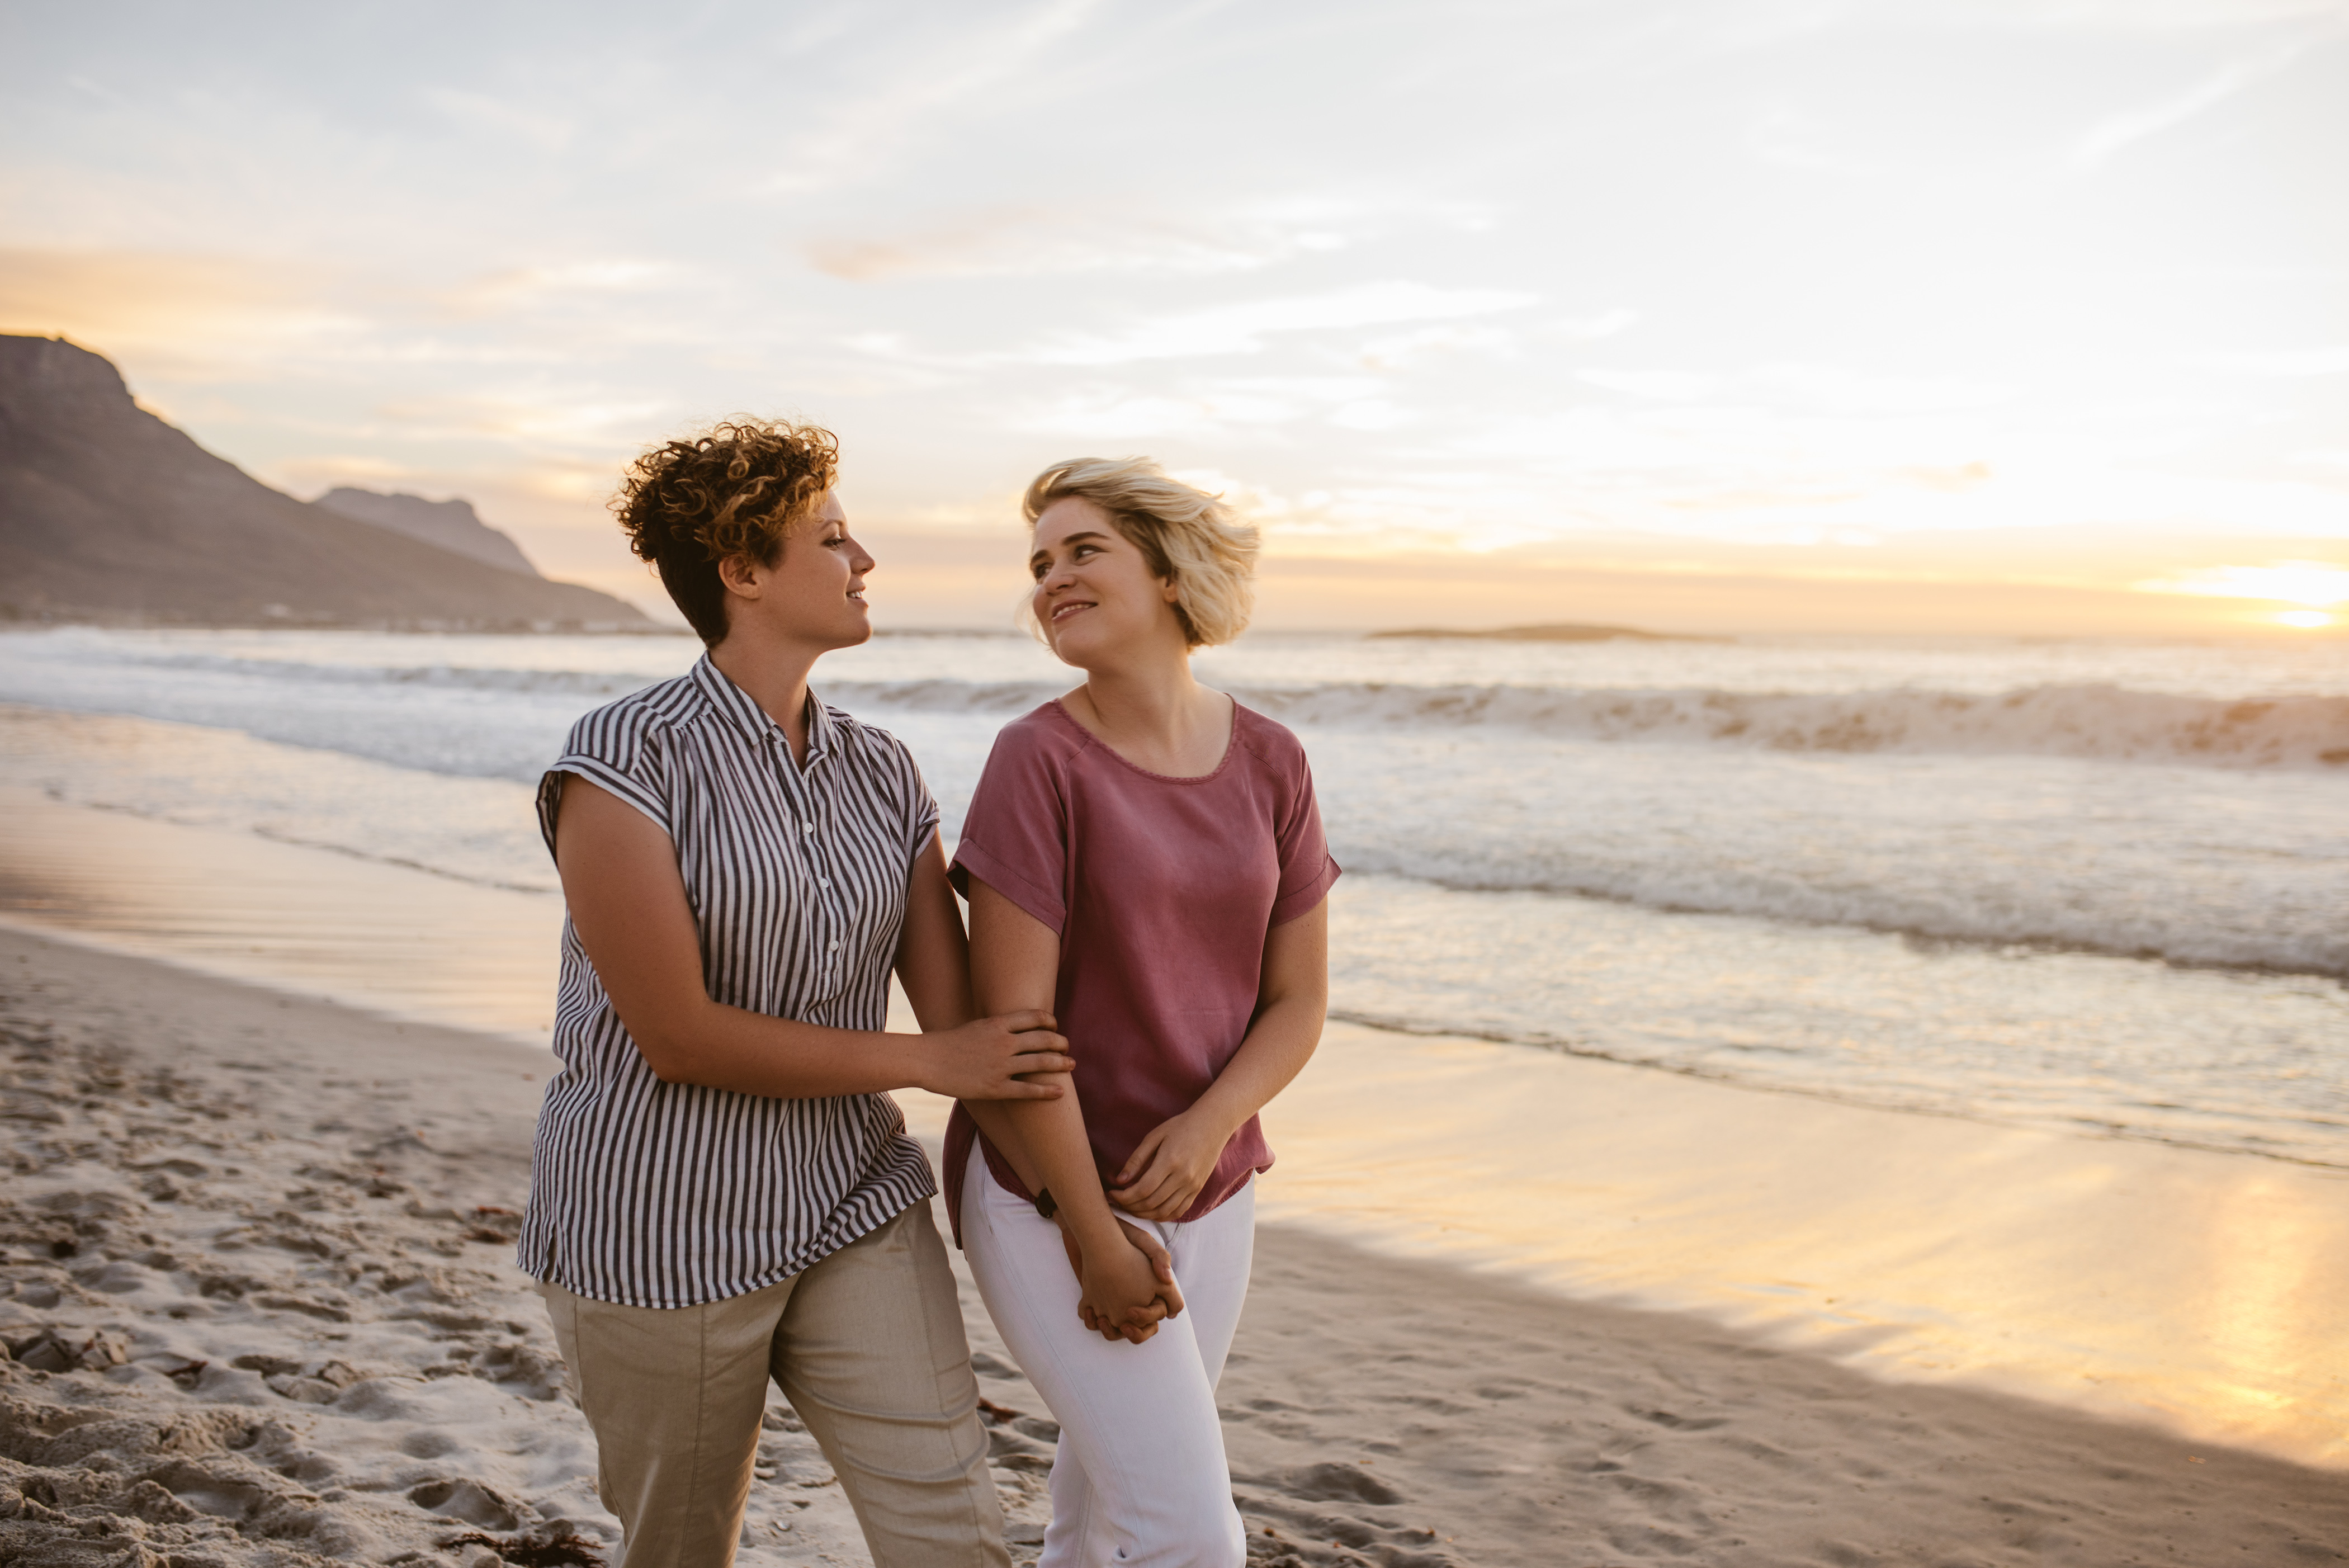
[963, 705, 1086, 823]
[825, 703, 923, 778]
[1229, 702, 1310, 775]
[561, 672, 702, 757]
[985, 702, 1093, 769]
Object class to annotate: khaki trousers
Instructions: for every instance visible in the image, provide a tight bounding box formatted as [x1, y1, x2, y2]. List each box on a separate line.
[538, 1205, 1009, 1568]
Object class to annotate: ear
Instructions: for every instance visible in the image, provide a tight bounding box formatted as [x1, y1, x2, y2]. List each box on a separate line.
[715, 553, 764, 601]
[1160, 573, 1180, 603]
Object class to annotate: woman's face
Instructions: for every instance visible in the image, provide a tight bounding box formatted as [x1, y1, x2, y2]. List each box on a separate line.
[723, 489, 875, 651]
[1028, 497, 1184, 669]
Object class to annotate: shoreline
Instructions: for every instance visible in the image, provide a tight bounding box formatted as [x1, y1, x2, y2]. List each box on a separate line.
[6, 781, 2348, 1471]
[7, 927, 2349, 1567]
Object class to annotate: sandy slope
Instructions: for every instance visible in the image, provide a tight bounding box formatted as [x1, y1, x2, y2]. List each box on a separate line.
[2, 926, 2344, 1567]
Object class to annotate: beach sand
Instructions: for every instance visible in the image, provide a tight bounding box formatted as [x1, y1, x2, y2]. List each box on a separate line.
[6, 926, 2347, 1567]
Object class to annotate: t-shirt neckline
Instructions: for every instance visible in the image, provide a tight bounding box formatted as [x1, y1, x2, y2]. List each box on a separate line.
[1045, 695, 1242, 785]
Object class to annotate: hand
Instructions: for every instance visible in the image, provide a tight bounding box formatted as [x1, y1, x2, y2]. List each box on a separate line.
[1109, 1109, 1229, 1222]
[918, 1012, 1073, 1101]
[1074, 1224, 1177, 1344]
[1059, 1217, 1185, 1338]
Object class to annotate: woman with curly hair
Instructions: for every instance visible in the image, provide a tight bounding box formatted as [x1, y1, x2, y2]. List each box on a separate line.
[523, 419, 1076, 1568]
[946, 457, 1340, 1566]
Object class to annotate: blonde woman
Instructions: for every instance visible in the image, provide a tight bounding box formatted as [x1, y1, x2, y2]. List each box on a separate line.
[945, 459, 1339, 1566]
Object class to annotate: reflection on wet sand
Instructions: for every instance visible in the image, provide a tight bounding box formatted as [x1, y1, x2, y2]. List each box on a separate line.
[1190, 1026, 2348, 1468]
[8, 786, 2344, 1470]
[0, 786, 560, 1042]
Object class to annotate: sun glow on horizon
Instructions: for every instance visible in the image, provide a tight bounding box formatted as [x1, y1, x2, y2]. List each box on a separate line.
[2135, 562, 2349, 610]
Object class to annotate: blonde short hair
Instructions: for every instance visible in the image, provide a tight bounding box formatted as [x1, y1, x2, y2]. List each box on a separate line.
[1021, 457, 1259, 649]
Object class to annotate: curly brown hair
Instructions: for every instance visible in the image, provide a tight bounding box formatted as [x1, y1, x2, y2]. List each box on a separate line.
[613, 418, 840, 645]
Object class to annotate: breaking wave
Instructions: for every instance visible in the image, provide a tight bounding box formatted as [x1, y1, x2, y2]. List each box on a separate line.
[831, 679, 2349, 770]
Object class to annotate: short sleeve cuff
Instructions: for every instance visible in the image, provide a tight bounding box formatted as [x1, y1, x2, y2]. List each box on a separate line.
[1270, 855, 1341, 926]
[539, 759, 669, 861]
[950, 838, 1066, 936]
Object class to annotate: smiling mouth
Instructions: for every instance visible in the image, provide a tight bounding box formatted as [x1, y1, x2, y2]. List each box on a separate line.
[1050, 599, 1094, 624]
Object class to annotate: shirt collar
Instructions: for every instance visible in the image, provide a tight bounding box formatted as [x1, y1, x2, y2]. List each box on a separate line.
[691, 654, 836, 764]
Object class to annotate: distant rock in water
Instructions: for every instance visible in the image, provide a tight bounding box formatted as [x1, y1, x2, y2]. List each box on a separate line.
[1370, 622, 1709, 643]
[0, 334, 646, 629]
[314, 487, 541, 578]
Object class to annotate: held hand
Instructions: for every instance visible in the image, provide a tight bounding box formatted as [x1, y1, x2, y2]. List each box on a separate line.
[1076, 1227, 1175, 1344]
[918, 1012, 1073, 1101]
[1109, 1110, 1229, 1222]
[1058, 1216, 1185, 1336]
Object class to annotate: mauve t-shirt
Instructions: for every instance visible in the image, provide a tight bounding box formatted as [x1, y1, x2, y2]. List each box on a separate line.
[943, 698, 1340, 1241]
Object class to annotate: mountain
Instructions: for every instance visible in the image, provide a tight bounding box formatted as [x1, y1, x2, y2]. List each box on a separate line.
[0, 335, 647, 629]
[314, 487, 544, 578]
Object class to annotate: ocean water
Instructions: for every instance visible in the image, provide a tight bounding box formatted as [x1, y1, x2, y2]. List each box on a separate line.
[1, 624, 2343, 1165]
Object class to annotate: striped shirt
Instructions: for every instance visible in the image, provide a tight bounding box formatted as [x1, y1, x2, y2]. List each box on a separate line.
[520, 654, 940, 1309]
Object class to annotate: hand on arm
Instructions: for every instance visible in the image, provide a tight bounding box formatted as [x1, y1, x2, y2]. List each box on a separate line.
[1108, 899, 1329, 1222]
[960, 876, 1183, 1343]
[555, 778, 1071, 1101]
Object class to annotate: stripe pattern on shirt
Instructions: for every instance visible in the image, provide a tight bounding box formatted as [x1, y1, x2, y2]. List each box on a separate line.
[521, 654, 940, 1309]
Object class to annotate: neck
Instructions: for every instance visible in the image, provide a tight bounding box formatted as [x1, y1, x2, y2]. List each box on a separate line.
[1064, 640, 1235, 781]
[708, 627, 824, 762]
[1074, 641, 1199, 729]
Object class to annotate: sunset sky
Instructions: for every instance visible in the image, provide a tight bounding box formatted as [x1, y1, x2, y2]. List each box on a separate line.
[6, 0, 2347, 634]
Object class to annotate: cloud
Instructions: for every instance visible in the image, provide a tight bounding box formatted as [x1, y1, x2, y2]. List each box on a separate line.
[420, 87, 575, 152]
[1578, 369, 1728, 402]
[431, 261, 689, 319]
[805, 205, 1349, 282]
[1745, 106, 1887, 178]
[2209, 345, 2349, 376]
[2067, 46, 2305, 171]
[1784, 0, 2349, 32]
[0, 248, 337, 354]
[1009, 374, 1396, 439]
[804, 192, 1493, 284]
[1577, 363, 2014, 414]
[1542, 310, 1639, 343]
[1022, 281, 1540, 366]
[1010, 390, 1285, 441]
[760, 0, 1104, 196]
[369, 392, 671, 449]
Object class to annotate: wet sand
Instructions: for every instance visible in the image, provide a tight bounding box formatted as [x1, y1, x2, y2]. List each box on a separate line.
[9, 781, 2349, 1473]
[6, 927, 2348, 1567]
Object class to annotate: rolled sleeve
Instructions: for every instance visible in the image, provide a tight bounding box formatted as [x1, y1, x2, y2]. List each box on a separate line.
[537, 713, 672, 861]
[1269, 765, 1341, 924]
[947, 725, 1070, 934]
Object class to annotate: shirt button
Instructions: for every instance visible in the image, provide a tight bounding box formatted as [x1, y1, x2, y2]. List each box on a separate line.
[802, 821, 814, 833]
[828, 942, 840, 952]
[819, 877, 831, 888]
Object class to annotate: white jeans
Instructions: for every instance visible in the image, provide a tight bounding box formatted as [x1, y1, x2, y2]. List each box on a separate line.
[960, 1143, 1254, 1568]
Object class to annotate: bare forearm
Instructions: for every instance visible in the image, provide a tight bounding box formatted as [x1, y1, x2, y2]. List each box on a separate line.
[961, 877, 1120, 1242]
[1185, 992, 1326, 1141]
[630, 999, 945, 1099]
[968, 1080, 1126, 1244]
[960, 1098, 1045, 1190]
[895, 833, 976, 1032]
